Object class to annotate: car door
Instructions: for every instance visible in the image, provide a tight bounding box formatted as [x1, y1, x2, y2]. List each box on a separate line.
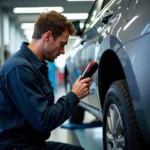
[83, 37, 101, 109]
[84, 0, 121, 110]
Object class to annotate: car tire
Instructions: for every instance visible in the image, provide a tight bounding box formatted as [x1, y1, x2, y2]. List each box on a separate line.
[103, 80, 144, 150]
[65, 76, 84, 124]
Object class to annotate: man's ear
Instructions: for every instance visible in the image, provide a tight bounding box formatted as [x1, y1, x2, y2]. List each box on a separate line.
[44, 31, 53, 42]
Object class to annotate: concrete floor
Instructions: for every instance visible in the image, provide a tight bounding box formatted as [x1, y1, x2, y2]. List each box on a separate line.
[47, 84, 103, 150]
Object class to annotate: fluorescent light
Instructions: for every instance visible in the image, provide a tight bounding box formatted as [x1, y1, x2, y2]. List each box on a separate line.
[13, 7, 64, 13]
[67, 0, 95, 1]
[21, 23, 34, 29]
[62, 13, 88, 19]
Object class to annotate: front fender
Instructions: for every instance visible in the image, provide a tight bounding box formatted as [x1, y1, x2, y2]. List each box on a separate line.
[117, 33, 150, 142]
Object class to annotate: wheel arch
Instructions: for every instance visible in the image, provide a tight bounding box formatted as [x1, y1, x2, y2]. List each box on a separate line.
[98, 49, 126, 110]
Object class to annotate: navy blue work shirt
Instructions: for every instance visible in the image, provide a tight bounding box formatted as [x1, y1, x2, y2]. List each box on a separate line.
[0, 42, 79, 149]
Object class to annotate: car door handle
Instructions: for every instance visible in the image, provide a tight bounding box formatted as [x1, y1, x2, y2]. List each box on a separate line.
[101, 10, 114, 24]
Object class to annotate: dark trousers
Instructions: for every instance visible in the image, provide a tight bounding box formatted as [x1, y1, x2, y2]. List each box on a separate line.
[15, 141, 85, 150]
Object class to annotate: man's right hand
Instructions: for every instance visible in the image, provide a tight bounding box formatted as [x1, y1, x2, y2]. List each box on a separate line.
[71, 75, 91, 99]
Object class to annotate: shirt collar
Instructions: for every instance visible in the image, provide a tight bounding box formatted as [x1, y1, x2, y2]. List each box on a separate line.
[20, 42, 48, 69]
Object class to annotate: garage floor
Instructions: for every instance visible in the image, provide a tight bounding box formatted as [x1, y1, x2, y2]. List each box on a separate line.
[47, 84, 103, 150]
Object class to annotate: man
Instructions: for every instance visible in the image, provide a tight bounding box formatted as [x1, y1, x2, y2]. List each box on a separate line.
[0, 11, 91, 150]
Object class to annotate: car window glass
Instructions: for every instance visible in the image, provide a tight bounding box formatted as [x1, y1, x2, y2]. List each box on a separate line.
[83, 0, 104, 32]
[89, 0, 120, 30]
[84, 0, 113, 33]
[101, 0, 111, 9]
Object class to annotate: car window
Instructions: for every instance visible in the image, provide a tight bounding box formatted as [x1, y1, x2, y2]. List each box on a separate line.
[83, 0, 112, 33]
[83, 0, 104, 32]
[101, 0, 111, 9]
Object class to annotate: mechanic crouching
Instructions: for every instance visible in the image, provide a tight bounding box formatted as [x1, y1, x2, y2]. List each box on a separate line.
[0, 11, 91, 150]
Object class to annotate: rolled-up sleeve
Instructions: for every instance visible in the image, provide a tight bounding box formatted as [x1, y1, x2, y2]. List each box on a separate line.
[2, 65, 79, 132]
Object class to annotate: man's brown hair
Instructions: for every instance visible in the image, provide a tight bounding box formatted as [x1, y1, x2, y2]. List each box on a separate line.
[32, 11, 76, 39]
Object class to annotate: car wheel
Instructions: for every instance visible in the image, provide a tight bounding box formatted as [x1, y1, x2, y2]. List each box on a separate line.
[103, 80, 144, 150]
[65, 76, 84, 124]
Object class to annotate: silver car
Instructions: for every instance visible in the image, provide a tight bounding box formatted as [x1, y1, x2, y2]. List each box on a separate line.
[64, 0, 150, 149]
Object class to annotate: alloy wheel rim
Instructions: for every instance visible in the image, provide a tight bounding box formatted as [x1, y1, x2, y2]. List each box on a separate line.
[106, 104, 125, 150]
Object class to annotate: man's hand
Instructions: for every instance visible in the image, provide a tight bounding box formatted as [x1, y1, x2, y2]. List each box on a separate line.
[72, 75, 91, 99]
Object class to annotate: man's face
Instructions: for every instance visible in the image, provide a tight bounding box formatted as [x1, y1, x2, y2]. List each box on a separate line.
[43, 30, 69, 62]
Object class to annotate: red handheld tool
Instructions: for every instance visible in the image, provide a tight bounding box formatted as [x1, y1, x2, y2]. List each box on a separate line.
[81, 61, 99, 79]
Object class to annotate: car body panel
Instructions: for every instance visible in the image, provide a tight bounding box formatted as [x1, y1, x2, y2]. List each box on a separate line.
[65, 0, 150, 143]
[117, 33, 150, 142]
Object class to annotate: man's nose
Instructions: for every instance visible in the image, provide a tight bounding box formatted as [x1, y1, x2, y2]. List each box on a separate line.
[60, 47, 65, 54]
